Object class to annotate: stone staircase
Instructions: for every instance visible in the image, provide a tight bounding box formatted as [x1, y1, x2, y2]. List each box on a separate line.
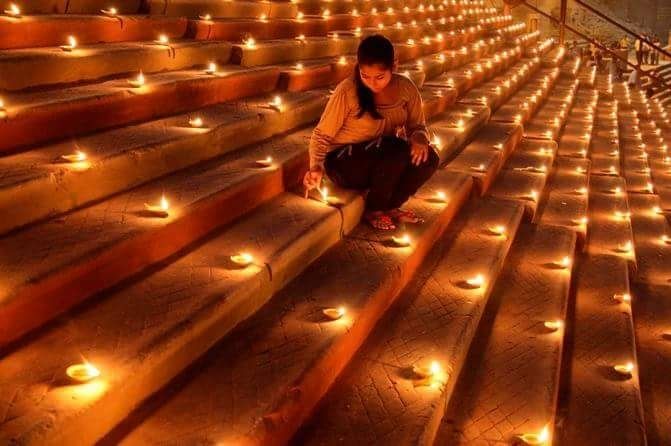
[0, 1, 669, 445]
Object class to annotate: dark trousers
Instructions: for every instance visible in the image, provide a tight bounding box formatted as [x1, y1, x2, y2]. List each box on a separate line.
[324, 135, 439, 212]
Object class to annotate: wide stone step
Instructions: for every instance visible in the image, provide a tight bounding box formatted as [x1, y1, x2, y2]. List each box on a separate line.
[0, 89, 324, 234]
[7, 0, 141, 14]
[488, 138, 555, 220]
[186, 8, 477, 41]
[102, 170, 474, 446]
[147, 0, 298, 19]
[0, 15, 187, 50]
[446, 121, 523, 195]
[0, 40, 237, 91]
[294, 199, 525, 445]
[0, 94, 482, 349]
[587, 175, 637, 269]
[0, 187, 365, 446]
[627, 193, 671, 285]
[538, 157, 591, 243]
[557, 255, 646, 445]
[632, 282, 671, 445]
[0, 65, 279, 152]
[438, 224, 576, 445]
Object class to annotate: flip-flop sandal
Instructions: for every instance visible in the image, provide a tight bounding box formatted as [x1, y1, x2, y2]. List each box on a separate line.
[388, 208, 424, 224]
[365, 212, 396, 230]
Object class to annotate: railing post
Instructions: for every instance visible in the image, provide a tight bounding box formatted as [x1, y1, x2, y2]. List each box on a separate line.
[559, 0, 568, 44]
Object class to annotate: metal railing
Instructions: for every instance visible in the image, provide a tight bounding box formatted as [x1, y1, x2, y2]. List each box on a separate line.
[507, 0, 671, 94]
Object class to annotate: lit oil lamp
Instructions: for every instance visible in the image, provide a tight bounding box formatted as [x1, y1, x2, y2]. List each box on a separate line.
[319, 187, 340, 205]
[544, 320, 563, 331]
[613, 362, 634, 377]
[321, 8, 330, 19]
[256, 156, 273, 167]
[154, 33, 169, 46]
[391, 233, 412, 247]
[660, 235, 671, 245]
[294, 62, 304, 71]
[295, 34, 306, 42]
[0, 98, 7, 119]
[244, 36, 256, 49]
[412, 360, 441, 379]
[337, 56, 347, 66]
[296, 11, 304, 21]
[144, 194, 170, 216]
[100, 7, 118, 16]
[230, 252, 254, 267]
[517, 425, 549, 445]
[205, 62, 217, 75]
[4, 3, 20, 17]
[322, 306, 346, 320]
[198, 13, 211, 20]
[487, 225, 506, 237]
[61, 150, 87, 163]
[552, 256, 571, 269]
[524, 190, 539, 202]
[434, 190, 448, 202]
[471, 163, 486, 173]
[188, 116, 203, 128]
[128, 71, 145, 88]
[60, 35, 77, 52]
[66, 362, 101, 383]
[465, 274, 485, 289]
[258, 13, 267, 21]
[268, 95, 283, 111]
[613, 292, 631, 304]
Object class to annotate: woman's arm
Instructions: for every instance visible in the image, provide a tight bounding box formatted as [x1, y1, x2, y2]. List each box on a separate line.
[309, 82, 350, 169]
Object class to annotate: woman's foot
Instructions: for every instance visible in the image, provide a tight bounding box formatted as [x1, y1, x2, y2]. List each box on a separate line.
[365, 211, 396, 230]
[388, 208, 424, 224]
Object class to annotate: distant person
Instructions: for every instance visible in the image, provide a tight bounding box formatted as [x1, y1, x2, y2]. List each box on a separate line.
[642, 34, 651, 65]
[635, 37, 643, 65]
[304, 34, 438, 230]
[652, 36, 661, 65]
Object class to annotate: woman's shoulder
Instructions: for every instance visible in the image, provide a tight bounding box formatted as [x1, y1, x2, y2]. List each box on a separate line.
[392, 73, 421, 97]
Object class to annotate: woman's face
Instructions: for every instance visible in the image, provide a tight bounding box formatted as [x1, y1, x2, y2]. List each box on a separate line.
[359, 63, 392, 93]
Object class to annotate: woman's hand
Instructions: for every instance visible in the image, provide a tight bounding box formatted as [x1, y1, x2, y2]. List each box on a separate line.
[303, 165, 324, 195]
[410, 142, 429, 166]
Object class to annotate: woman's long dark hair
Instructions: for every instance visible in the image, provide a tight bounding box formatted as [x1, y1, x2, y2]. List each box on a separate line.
[354, 34, 395, 119]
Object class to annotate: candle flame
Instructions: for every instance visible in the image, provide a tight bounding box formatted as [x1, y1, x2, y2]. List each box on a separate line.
[66, 362, 101, 382]
[5, 3, 20, 16]
[245, 36, 256, 49]
[466, 274, 485, 287]
[206, 62, 217, 74]
[189, 117, 203, 128]
[160, 195, 169, 211]
[544, 320, 563, 331]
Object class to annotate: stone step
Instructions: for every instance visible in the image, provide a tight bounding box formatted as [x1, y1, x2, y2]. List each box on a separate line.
[7, 0, 141, 14]
[148, 0, 298, 19]
[293, 198, 525, 445]
[632, 282, 671, 445]
[627, 193, 671, 285]
[0, 65, 280, 152]
[556, 255, 646, 445]
[446, 121, 523, 195]
[0, 94, 485, 349]
[0, 40, 236, 91]
[538, 157, 591, 243]
[438, 223, 576, 445]
[587, 175, 637, 270]
[488, 138, 554, 220]
[0, 15, 188, 50]
[102, 170, 474, 446]
[490, 68, 560, 124]
[0, 187, 365, 446]
[186, 8, 478, 41]
[0, 89, 325, 234]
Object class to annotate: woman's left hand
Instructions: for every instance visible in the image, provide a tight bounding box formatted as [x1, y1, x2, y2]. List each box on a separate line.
[410, 142, 429, 166]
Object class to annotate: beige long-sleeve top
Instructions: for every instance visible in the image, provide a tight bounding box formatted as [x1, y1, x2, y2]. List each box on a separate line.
[309, 73, 429, 169]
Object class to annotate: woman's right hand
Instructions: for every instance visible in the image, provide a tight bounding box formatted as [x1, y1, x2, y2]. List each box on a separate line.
[303, 166, 324, 193]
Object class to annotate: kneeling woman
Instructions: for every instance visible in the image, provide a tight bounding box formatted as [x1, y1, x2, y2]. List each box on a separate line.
[303, 34, 439, 230]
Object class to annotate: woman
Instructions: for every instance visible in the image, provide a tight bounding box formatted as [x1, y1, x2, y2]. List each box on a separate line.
[303, 34, 439, 230]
